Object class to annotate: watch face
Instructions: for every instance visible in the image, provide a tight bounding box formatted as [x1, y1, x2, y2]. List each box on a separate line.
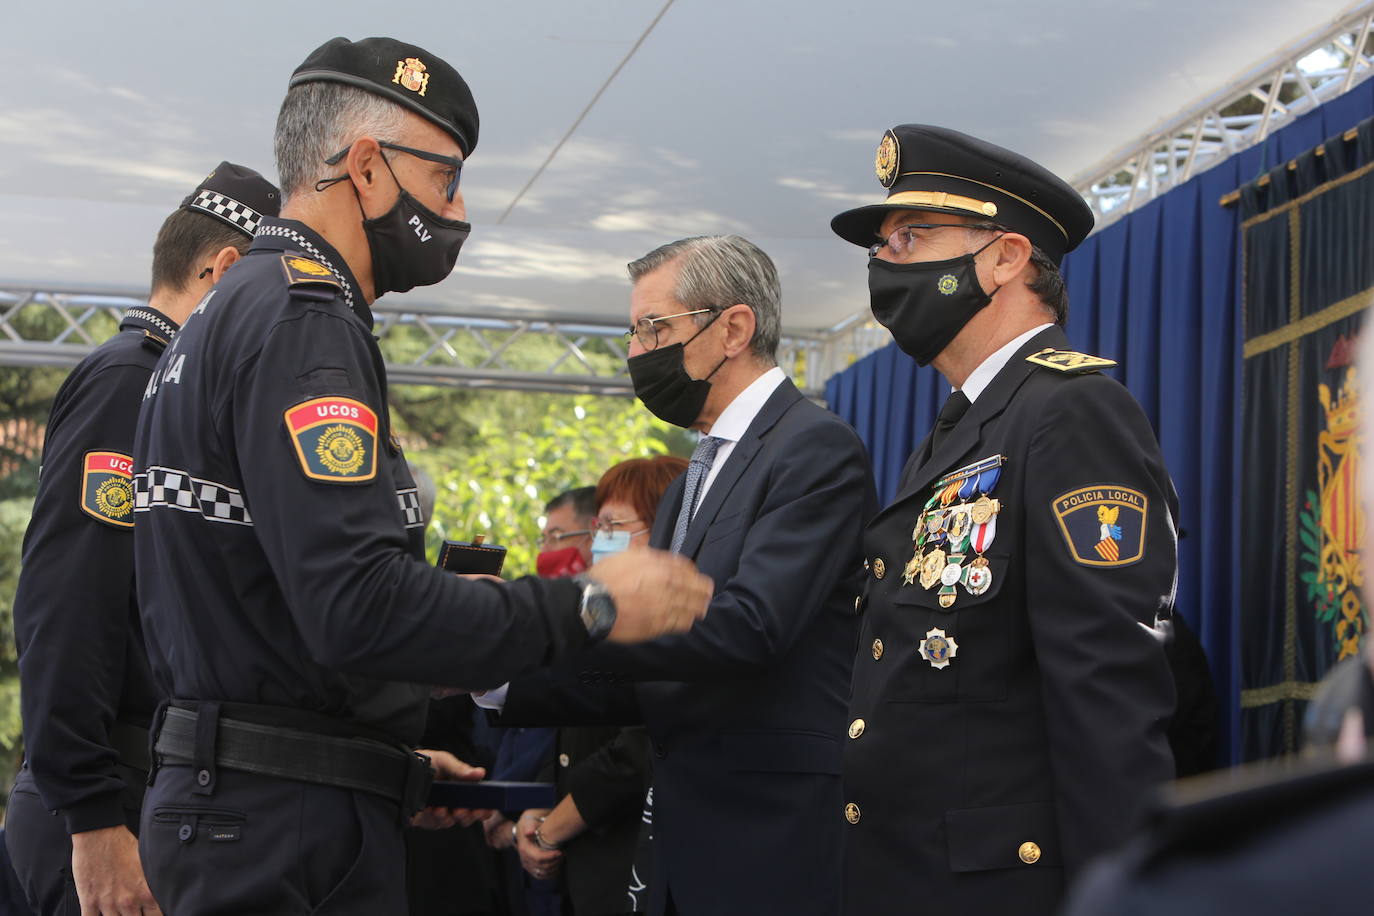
[580, 585, 616, 640]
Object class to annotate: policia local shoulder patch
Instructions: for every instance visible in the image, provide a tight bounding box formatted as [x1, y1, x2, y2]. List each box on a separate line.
[1051, 485, 1147, 567]
[284, 396, 378, 483]
[81, 450, 135, 527]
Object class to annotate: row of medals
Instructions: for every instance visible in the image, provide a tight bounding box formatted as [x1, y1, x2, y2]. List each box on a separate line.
[902, 473, 1001, 609]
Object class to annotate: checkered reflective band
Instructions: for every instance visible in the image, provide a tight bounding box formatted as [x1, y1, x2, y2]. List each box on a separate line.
[397, 487, 424, 528]
[190, 190, 263, 235]
[134, 465, 253, 526]
[123, 307, 177, 340]
[254, 224, 355, 312]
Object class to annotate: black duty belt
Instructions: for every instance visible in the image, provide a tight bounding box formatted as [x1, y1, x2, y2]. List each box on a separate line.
[152, 706, 433, 817]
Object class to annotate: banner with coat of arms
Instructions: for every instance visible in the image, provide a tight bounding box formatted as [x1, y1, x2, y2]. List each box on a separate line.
[1238, 118, 1374, 760]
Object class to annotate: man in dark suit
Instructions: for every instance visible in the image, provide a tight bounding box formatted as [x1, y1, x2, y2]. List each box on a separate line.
[486, 235, 878, 915]
[828, 125, 1177, 915]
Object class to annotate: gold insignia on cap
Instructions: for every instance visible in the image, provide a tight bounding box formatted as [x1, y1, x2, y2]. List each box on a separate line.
[1019, 841, 1041, 864]
[875, 130, 900, 188]
[393, 57, 430, 97]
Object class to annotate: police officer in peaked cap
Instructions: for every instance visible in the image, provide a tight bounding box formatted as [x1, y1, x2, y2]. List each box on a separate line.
[6, 163, 278, 916]
[131, 37, 710, 914]
[831, 125, 1179, 915]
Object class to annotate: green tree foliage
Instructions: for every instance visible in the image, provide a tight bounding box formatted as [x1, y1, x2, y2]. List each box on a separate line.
[0, 498, 30, 794]
[397, 389, 692, 574]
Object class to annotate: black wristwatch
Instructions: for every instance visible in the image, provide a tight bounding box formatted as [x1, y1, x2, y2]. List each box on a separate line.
[574, 574, 617, 643]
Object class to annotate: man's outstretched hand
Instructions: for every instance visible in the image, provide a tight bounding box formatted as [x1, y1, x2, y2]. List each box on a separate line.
[586, 549, 711, 643]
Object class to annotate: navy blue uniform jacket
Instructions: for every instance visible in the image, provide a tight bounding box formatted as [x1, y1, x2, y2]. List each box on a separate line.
[844, 326, 1176, 915]
[13, 309, 171, 832]
[132, 218, 588, 746]
[502, 378, 878, 916]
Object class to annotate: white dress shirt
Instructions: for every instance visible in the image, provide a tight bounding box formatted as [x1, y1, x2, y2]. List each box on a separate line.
[958, 323, 1053, 402]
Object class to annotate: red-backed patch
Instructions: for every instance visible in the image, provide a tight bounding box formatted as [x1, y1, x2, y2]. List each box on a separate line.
[81, 450, 135, 527]
[283, 397, 378, 483]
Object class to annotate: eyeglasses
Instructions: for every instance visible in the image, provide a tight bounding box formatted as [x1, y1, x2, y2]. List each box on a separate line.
[624, 308, 719, 351]
[540, 528, 591, 548]
[324, 141, 464, 202]
[868, 222, 1004, 260]
[594, 516, 644, 535]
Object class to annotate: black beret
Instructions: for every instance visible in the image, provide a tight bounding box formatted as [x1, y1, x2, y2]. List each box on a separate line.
[291, 37, 479, 158]
[180, 161, 280, 237]
[831, 124, 1094, 265]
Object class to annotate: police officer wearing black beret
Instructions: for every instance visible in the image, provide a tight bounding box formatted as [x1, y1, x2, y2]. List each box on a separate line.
[131, 37, 710, 914]
[6, 163, 279, 915]
[831, 125, 1177, 915]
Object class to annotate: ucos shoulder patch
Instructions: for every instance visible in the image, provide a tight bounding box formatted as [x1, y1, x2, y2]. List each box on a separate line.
[284, 397, 378, 483]
[82, 450, 135, 528]
[1052, 485, 1148, 567]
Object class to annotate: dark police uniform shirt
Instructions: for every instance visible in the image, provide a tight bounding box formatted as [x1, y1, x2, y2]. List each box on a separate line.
[13, 308, 173, 833]
[132, 218, 586, 746]
[844, 325, 1176, 916]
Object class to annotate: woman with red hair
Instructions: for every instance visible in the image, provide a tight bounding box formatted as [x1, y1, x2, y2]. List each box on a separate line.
[514, 455, 687, 914]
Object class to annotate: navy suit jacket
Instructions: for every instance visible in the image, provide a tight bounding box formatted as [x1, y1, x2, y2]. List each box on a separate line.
[502, 377, 877, 916]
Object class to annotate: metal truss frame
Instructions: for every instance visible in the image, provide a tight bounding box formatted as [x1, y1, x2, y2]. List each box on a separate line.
[0, 287, 880, 398]
[1075, 2, 1374, 225]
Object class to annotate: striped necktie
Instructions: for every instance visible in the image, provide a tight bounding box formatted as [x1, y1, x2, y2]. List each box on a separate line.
[670, 435, 724, 553]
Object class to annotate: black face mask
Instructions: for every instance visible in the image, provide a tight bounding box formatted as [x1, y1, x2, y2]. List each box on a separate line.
[627, 314, 726, 428]
[360, 158, 471, 297]
[868, 239, 999, 366]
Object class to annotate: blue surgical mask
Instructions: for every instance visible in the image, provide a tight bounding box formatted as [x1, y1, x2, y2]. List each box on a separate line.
[592, 530, 632, 564]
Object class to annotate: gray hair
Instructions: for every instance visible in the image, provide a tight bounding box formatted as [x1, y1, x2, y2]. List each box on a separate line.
[627, 235, 781, 364]
[274, 82, 407, 200]
[965, 224, 1068, 325]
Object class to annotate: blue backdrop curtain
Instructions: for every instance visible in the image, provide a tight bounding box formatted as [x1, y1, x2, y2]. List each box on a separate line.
[1237, 120, 1374, 760]
[823, 78, 1374, 766]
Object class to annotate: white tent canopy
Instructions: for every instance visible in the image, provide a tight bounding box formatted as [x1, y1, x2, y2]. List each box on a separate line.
[0, 0, 1361, 338]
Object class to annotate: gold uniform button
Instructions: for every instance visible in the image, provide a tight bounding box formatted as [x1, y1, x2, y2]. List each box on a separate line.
[845, 802, 861, 825]
[873, 558, 886, 579]
[1019, 841, 1041, 864]
[558, 753, 570, 767]
[872, 638, 884, 660]
[848, 718, 865, 739]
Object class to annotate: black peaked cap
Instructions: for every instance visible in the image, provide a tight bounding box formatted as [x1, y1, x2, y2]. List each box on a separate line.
[831, 124, 1094, 264]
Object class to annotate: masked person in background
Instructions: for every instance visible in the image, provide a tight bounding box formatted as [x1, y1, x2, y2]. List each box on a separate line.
[513, 456, 687, 915]
[537, 487, 597, 578]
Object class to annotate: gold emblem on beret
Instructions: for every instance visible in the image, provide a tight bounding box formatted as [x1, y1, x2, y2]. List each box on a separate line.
[288, 257, 331, 277]
[393, 57, 430, 97]
[875, 130, 900, 188]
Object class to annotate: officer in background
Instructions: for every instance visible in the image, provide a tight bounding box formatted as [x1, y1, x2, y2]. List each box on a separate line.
[830, 125, 1177, 915]
[6, 164, 279, 915]
[131, 37, 709, 915]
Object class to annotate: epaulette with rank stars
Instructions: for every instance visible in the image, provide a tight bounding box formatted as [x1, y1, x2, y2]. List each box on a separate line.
[1024, 348, 1117, 374]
